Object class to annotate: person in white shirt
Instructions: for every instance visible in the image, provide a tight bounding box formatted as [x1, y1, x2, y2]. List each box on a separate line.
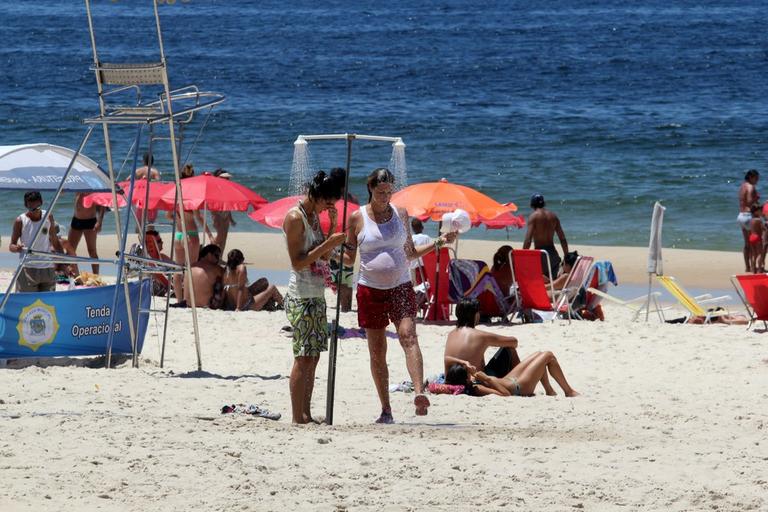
[9, 191, 63, 292]
[344, 168, 456, 424]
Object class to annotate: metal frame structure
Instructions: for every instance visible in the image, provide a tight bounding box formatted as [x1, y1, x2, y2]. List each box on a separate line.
[293, 133, 404, 425]
[82, 0, 225, 369]
[0, 1, 225, 369]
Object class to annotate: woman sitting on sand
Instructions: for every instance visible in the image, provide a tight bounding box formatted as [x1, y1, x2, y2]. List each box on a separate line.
[222, 249, 284, 311]
[445, 350, 579, 397]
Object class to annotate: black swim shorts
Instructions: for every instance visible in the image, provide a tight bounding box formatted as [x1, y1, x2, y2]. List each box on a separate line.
[71, 216, 97, 231]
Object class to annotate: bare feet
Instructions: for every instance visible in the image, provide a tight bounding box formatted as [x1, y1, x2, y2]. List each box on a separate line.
[565, 390, 581, 397]
[414, 394, 430, 416]
[546, 390, 557, 396]
[375, 410, 394, 424]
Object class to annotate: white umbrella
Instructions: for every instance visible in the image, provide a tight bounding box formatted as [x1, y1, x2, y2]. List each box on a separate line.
[645, 201, 666, 320]
[0, 143, 110, 191]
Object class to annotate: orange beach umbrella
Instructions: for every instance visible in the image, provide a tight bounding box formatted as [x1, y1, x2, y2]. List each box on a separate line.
[391, 178, 515, 222]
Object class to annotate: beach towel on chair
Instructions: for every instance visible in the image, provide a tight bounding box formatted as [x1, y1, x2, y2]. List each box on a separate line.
[449, 259, 510, 317]
[593, 261, 618, 286]
[448, 259, 487, 303]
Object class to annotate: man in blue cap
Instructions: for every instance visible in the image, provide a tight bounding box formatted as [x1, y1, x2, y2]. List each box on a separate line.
[523, 194, 568, 277]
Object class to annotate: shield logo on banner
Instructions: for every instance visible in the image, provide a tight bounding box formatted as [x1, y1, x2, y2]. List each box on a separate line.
[16, 299, 59, 352]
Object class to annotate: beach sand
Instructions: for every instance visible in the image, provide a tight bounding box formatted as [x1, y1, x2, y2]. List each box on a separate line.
[1, 281, 766, 510]
[0, 235, 765, 511]
[61, 231, 743, 288]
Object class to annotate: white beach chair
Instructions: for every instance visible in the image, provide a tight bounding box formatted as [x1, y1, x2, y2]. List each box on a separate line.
[586, 287, 667, 321]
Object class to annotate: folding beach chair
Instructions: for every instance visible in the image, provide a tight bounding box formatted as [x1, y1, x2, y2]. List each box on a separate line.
[554, 256, 594, 319]
[448, 259, 513, 320]
[730, 274, 768, 330]
[586, 287, 665, 321]
[509, 249, 559, 323]
[420, 247, 453, 321]
[656, 275, 731, 324]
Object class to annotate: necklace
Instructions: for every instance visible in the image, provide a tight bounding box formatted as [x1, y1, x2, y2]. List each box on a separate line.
[298, 201, 320, 232]
[370, 204, 392, 224]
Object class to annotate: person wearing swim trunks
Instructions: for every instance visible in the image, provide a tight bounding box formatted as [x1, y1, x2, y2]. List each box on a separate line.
[67, 192, 104, 274]
[444, 298, 556, 394]
[283, 169, 347, 424]
[343, 168, 456, 424]
[738, 169, 760, 272]
[748, 205, 764, 273]
[446, 350, 579, 398]
[523, 194, 568, 277]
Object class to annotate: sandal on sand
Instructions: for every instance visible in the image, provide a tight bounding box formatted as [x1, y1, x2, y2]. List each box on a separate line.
[375, 410, 394, 424]
[414, 394, 430, 416]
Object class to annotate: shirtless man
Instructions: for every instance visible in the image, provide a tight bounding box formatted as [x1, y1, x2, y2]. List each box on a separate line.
[183, 244, 223, 308]
[68, 193, 104, 274]
[738, 169, 760, 272]
[523, 193, 568, 276]
[135, 152, 160, 181]
[134, 153, 160, 231]
[444, 298, 555, 395]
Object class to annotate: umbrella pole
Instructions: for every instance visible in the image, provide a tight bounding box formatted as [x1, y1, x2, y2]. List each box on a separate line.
[325, 134, 353, 425]
[203, 202, 207, 246]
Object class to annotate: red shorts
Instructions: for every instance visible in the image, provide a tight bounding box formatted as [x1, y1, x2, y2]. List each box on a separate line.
[357, 282, 418, 329]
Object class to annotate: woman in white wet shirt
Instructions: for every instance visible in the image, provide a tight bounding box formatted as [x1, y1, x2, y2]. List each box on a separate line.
[344, 168, 455, 424]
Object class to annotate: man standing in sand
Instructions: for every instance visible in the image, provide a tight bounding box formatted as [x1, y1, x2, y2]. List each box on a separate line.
[444, 298, 556, 395]
[523, 193, 568, 276]
[9, 191, 63, 292]
[738, 169, 760, 272]
[68, 193, 104, 274]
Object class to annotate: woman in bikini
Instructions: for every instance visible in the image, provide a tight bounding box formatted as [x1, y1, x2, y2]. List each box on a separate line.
[168, 164, 213, 303]
[222, 249, 283, 311]
[446, 350, 579, 398]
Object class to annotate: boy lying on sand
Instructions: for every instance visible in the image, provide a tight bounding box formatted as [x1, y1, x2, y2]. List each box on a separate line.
[444, 298, 578, 397]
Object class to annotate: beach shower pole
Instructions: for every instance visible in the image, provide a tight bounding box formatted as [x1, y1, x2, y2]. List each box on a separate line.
[295, 133, 403, 424]
[325, 134, 354, 425]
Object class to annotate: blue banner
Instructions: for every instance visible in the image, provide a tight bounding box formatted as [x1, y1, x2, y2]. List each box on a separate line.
[0, 280, 151, 358]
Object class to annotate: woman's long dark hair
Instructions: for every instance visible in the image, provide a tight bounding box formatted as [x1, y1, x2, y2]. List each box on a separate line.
[366, 168, 395, 202]
[226, 248, 244, 271]
[307, 169, 345, 201]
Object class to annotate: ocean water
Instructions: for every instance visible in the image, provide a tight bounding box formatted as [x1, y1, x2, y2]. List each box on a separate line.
[0, 1, 766, 251]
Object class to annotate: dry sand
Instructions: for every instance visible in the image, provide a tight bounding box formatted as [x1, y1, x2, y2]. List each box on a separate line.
[79, 231, 742, 288]
[0, 234, 765, 510]
[1, 283, 767, 510]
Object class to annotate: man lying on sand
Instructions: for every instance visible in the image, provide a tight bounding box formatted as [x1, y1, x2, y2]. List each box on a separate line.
[444, 298, 556, 395]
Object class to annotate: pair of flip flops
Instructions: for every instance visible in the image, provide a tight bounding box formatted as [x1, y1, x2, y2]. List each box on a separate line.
[221, 404, 281, 421]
